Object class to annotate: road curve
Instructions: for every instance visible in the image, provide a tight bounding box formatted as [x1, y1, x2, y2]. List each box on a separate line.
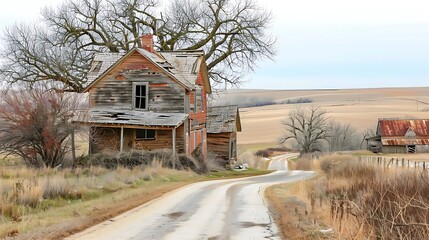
[268, 153, 299, 171]
[67, 155, 313, 240]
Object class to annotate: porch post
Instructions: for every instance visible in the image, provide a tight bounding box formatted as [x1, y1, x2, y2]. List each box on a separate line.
[172, 127, 176, 153]
[172, 127, 176, 169]
[120, 126, 124, 152]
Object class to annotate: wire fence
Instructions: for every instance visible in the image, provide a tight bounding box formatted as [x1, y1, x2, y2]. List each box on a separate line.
[358, 156, 428, 171]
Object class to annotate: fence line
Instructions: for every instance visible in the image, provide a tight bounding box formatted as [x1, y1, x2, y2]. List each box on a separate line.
[357, 156, 428, 171]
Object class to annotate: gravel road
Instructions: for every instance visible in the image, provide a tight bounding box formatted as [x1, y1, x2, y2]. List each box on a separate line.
[67, 154, 314, 240]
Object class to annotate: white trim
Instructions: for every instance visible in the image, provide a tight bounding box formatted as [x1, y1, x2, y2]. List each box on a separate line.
[132, 82, 149, 110]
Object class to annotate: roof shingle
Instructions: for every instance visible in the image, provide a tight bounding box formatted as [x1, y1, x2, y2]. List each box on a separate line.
[207, 105, 241, 133]
[72, 107, 188, 128]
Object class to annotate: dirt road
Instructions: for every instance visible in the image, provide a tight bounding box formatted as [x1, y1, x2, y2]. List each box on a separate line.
[67, 154, 313, 240]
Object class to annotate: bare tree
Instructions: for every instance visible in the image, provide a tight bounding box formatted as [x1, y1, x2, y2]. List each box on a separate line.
[280, 107, 330, 154]
[0, 0, 275, 92]
[360, 128, 377, 149]
[326, 120, 359, 152]
[0, 84, 83, 168]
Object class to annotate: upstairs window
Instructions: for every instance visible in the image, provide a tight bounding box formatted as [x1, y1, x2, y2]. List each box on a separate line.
[133, 83, 148, 109]
[135, 129, 156, 140]
[194, 87, 203, 112]
[89, 61, 102, 73]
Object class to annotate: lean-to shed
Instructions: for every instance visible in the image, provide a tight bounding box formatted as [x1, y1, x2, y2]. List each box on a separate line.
[206, 105, 242, 166]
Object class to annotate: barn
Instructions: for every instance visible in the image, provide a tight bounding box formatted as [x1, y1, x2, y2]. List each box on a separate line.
[206, 105, 242, 166]
[368, 119, 429, 153]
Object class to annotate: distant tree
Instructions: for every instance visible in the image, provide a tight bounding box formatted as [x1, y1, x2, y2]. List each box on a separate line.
[360, 128, 377, 149]
[326, 120, 359, 152]
[0, 84, 83, 168]
[0, 0, 275, 91]
[280, 107, 330, 154]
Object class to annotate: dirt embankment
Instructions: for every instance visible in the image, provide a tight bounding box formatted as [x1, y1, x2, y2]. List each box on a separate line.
[266, 181, 332, 239]
[15, 183, 188, 240]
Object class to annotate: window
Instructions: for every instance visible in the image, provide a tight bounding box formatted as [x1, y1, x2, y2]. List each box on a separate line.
[194, 87, 202, 112]
[135, 129, 156, 140]
[133, 83, 148, 109]
[89, 61, 102, 73]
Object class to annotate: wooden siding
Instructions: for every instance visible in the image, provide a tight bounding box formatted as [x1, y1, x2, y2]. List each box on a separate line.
[90, 125, 185, 154]
[134, 125, 185, 152]
[207, 132, 236, 165]
[189, 64, 207, 128]
[90, 127, 121, 153]
[89, 52, 185, 113]
[382, 145, 429, 153]
[381, 145, 407, 154]
[188, 128, 207, 156]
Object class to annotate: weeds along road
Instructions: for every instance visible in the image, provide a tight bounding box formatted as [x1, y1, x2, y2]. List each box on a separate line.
[67, 154, 314, 240]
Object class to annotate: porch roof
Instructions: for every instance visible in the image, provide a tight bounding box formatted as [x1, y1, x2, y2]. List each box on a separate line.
[72, 107, 188, 128]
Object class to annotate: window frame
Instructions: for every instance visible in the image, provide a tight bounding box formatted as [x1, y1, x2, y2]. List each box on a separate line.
[194, 87, 202, 112]
[132, 82, 149, 110]
[135, 129, 156, 140]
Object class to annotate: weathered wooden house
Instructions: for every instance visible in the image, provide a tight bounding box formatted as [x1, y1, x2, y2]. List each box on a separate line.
[73, 35, 211, 157]
[367, 119, 429, 153]
[207, 105, 242, 165]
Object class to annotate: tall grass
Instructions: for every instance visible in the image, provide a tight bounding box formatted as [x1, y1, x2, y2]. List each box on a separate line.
[0, 148, 222, 227]
[300, 155, 429, 239]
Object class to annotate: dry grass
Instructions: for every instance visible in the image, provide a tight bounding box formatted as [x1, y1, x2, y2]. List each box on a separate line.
[237, 151, 270, 169]
[0, 159, 270, 239]
[0, 162, 193, 238]
[268, 154, 429, 239]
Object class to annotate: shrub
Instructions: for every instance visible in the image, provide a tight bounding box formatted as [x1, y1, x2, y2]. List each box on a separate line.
[237, 151, 268, 169]
[295, 157, 315, 171]
[282, 98, 313, 104]
[255, 149, 270, 158]
[82, 149, 208, 174]
[255, 147, 292, 158]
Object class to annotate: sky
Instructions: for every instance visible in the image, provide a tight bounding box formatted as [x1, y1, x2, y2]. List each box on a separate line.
[0, 0, 428, 90]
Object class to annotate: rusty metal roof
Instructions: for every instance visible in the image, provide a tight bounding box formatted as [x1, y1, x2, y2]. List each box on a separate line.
[207, 105, 241, 133]
[377, 119, 429, 137]
[381, 139, 429, 146]
[72, 107, 187, 128]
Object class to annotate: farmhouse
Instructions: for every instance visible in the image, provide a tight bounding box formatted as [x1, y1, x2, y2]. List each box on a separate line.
[207, 105, 242, 166]
[367, 119, 429, 153]
[73, 35, 211, 158]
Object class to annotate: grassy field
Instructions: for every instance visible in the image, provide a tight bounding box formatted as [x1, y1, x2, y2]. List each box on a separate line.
[0, 162, 270, 239]
[266, 153, 429, 239]
[228, 87, 429, 146]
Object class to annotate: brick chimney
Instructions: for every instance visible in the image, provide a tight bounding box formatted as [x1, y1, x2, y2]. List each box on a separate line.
[141, 34, 154, 52]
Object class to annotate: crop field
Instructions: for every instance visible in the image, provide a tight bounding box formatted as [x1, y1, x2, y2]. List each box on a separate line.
[222, 87, 429, 147]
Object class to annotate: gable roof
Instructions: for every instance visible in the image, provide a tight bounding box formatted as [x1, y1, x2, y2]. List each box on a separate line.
[83, 48, 211, 93]
[207, 105, 241, 133]
[160, 51, 212, 94]
[377, 119, 429, 137]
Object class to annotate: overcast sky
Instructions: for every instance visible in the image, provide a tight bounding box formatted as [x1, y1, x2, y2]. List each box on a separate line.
[0, 0, 428, 90]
